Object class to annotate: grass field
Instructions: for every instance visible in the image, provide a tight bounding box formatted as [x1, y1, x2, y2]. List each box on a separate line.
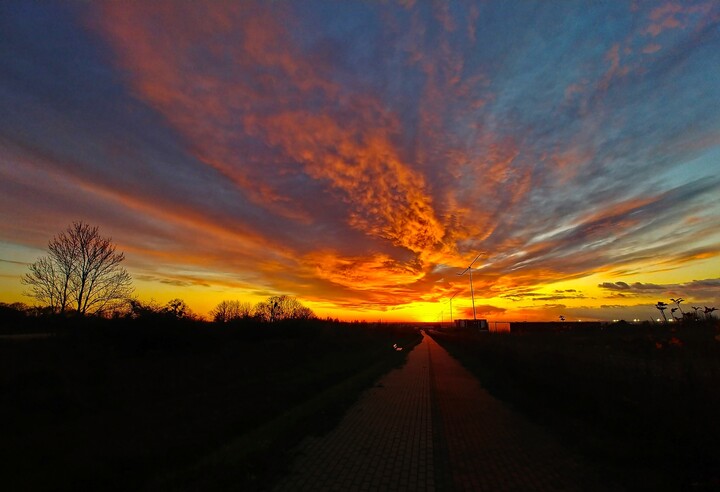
[0, 317, 420, 491]
[431, 321, 720, 490]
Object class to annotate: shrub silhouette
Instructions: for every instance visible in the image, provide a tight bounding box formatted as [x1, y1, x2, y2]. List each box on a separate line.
[655, 301, 668, 323]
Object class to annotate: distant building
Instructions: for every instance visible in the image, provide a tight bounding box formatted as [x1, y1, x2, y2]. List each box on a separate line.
[454, 319, 489, 331]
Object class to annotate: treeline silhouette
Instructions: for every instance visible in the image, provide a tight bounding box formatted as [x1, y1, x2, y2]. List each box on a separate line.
[17, 221, 325, 327]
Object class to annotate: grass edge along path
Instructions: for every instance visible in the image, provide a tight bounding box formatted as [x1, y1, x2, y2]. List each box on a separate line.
[148, 335, 422, 491]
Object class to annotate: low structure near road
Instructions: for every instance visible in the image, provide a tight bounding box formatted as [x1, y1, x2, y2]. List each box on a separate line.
[454, 318, 489, 331]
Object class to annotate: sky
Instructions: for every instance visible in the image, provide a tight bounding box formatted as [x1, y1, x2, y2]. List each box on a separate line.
[1, 1, 719, 322]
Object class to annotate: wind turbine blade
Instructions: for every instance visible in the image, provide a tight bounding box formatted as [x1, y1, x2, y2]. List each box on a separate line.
[458, 254, 481, 275]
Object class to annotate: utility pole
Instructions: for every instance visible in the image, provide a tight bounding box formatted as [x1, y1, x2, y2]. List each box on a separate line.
[458, 254, 480, 321]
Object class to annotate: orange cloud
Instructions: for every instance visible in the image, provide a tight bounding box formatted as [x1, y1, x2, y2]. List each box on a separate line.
[248, 110, 448, 259]
[574, 195, 657, 228]
[93, 0, 450, 269]
[598, 44, 631, 91]
[644, 2, 716, 37]
[306, 251, 424, 291]
[91, 2, 330, 221]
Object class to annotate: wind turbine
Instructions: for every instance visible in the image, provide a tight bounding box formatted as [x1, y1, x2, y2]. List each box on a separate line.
[458, 254, 481, 321]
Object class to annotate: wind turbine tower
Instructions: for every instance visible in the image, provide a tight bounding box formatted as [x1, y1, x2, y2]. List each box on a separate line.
[457, 254, 480, 321]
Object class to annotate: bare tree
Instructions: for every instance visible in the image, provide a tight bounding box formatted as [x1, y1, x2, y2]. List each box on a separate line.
[211, 300, 234, 322]
[211, 300, 253, 322]
[253, 295, 315, 322]
[23, 222, 133, 315]
[24, 257, 66, 313]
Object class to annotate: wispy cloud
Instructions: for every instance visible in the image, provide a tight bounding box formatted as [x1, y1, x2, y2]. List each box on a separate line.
[0, 259, 29, 266]
[598, 278, 720, 302]
[499, 289, 588, 303]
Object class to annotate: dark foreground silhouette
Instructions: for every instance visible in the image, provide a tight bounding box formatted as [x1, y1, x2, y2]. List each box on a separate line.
[432, 321, 720, 489]
[0, 312, 419, 491]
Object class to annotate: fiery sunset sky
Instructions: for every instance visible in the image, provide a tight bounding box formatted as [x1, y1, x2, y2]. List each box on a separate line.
[1, 1, 719, 322]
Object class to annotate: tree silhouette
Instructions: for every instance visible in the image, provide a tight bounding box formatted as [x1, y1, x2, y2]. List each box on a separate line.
[254, 295, 314, 322]
[211, 300, 253, 322]
[704, 306, 718, 320]
[164, 298, 191, 319]
[23, 222, 133, 315]
[655, 301, 668, 323]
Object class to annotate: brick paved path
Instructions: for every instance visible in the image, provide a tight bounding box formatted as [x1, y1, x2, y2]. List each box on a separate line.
[274, 332, 617, 491]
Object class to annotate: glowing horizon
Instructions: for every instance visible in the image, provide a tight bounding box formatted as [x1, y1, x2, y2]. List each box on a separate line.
[1, 1, 719, 322]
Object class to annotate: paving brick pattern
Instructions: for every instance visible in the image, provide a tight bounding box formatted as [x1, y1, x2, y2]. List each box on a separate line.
[426, 335, 615, 491]
[274, 333, 617, 491]
[274, 336, 434, 491]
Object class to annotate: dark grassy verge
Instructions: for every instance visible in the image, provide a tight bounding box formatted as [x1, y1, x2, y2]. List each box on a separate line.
[0, 317, 420, 491]
[430, 322, 720, 490]
[149, 350, 408, 491]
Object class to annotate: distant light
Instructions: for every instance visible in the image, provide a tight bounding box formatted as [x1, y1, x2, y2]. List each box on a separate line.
[612, 319, 619, 323]
[657, 318, 661, 322]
